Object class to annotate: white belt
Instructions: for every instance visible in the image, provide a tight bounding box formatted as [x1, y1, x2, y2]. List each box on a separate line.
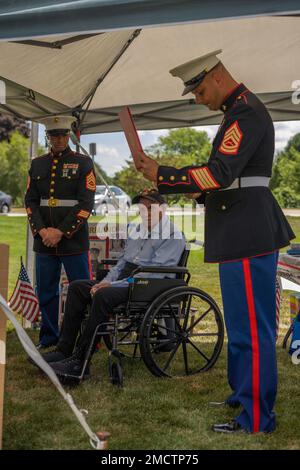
[40, 198, 78, 207]
[221, 176, 270, 191]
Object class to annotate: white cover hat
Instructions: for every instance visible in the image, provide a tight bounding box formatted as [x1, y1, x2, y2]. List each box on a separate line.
[170, 49, 222, 95]
[39, 115, 75, 133]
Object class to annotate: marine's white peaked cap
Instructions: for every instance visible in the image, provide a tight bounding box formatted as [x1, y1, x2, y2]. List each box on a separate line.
[170, 49, 223, 95]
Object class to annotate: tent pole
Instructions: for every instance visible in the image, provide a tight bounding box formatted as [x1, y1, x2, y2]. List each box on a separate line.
[25, 122, 39, 328]
[0, 244, 9, 449]
[79, 29, 141, 112]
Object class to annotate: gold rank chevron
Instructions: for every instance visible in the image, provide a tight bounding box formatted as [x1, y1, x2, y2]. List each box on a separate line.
[85, 170, 96, 191]
[77, 209, 90, 219]
[219, 121, 243, 155]
[189, 166, 220, 190]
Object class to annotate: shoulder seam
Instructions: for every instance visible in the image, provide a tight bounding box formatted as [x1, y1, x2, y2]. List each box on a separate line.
[33, 153, 50, 160]
[74, 152, 90, 158]
[231, 98, 263, 121]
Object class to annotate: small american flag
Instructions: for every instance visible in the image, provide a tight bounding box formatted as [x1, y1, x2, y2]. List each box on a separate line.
[9, 259, 40, 322]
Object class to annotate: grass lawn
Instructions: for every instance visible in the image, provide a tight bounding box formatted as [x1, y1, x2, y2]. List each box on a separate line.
[0, 214, 300, 450]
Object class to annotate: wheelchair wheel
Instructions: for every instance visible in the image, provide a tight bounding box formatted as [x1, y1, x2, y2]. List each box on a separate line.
[109, 355, 124, 387]
[139, 286, 224, 378]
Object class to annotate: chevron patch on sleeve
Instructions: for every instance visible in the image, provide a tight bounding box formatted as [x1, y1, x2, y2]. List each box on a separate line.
[85, 170, 96, 191]
[77, 209, 90, 219]
[219, 121, 243, 155]
[189, 166, 220, 191]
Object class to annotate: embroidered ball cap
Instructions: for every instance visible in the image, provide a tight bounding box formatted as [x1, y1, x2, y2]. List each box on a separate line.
[39, 115, 76, 136]
[132, 189, 166, 205]
[170, 49, 222, 96]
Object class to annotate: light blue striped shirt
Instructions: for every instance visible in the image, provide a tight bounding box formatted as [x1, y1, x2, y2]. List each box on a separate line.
[102, 214, 186, 287]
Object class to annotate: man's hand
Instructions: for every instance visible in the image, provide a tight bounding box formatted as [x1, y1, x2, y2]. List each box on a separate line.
[137, 152, 159, 182]
[38, 228, 48, 239]
[40, 227, 63, 248]
[90, 282, 112, 297]
[39, 228, 54, 248]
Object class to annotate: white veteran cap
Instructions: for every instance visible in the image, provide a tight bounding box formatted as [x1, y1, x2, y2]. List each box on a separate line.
[170, 49, 222, 96]
[40, 115, 76, 135]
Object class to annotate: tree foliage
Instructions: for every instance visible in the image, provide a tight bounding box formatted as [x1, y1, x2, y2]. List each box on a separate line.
[113, 160, 150, 197]
[0, 131, 45, 206]
[0, 113, 30, 142]
[113, 128, 212, 204]
[149, 128, 211, 165]
[270, 133, 300, 208]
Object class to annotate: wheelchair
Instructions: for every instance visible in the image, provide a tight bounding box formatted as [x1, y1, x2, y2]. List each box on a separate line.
[78, 245, 224, 387]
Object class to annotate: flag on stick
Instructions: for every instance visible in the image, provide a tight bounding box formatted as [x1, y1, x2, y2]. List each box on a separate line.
[9, 258, 40, 322]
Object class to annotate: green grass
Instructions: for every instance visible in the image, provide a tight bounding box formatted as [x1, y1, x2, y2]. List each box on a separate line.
[1, 215, 300, 450]
[0, 216, 28, 295]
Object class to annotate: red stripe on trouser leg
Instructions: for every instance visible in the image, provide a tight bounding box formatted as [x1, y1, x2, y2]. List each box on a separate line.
[243, 259, 260, 433]
[87, 251, 93, 280]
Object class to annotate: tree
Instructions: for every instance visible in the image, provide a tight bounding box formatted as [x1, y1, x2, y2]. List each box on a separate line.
[0, 113, 30, 142]
[270, 133, 300, 208]
[0, 131, 45, 206]
[94, 161, 113, 185]
[113, 160, 150, 197]
[113, 128, 212, 204]
[150, 128, 211, 166]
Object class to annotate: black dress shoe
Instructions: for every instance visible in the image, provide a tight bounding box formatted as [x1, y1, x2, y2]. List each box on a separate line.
[35, 342, 57, 351]
[41, 348, 67, 363]
[50, 352, 90, 381]
[27, 348, 66, 368]
[35, 343, 48, 350]
[209, 400, 240, 409]
[212, 420, 246, 434]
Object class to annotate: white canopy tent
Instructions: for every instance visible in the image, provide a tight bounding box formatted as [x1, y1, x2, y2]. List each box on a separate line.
[0, 15, 300, 132]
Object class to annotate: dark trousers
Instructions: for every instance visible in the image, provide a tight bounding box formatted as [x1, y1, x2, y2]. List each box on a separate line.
[58, 280, 129, 356]
[219, 251, 278, 433]
[36, 252, 92, 346]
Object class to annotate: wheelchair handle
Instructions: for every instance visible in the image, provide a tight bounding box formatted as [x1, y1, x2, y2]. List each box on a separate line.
[100, 258, 118, 265]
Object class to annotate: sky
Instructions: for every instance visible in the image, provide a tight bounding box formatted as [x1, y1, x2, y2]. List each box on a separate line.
[39, 120, 300, 177]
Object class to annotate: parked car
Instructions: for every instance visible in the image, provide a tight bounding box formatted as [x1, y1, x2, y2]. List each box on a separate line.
[93, 185, 131, 215]
[0, 191, 12, 214]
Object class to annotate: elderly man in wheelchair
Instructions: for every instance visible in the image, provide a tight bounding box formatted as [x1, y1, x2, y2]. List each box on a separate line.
[36, 189, 224, 385]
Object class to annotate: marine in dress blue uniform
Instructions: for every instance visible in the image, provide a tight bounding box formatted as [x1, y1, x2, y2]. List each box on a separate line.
[138, 50, 295, 433]
[25, 115, 96, 347]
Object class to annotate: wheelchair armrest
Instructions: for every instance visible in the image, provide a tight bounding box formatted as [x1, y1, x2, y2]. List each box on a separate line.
[100, 258, 118, 266]
[131, 266, 189, 277]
